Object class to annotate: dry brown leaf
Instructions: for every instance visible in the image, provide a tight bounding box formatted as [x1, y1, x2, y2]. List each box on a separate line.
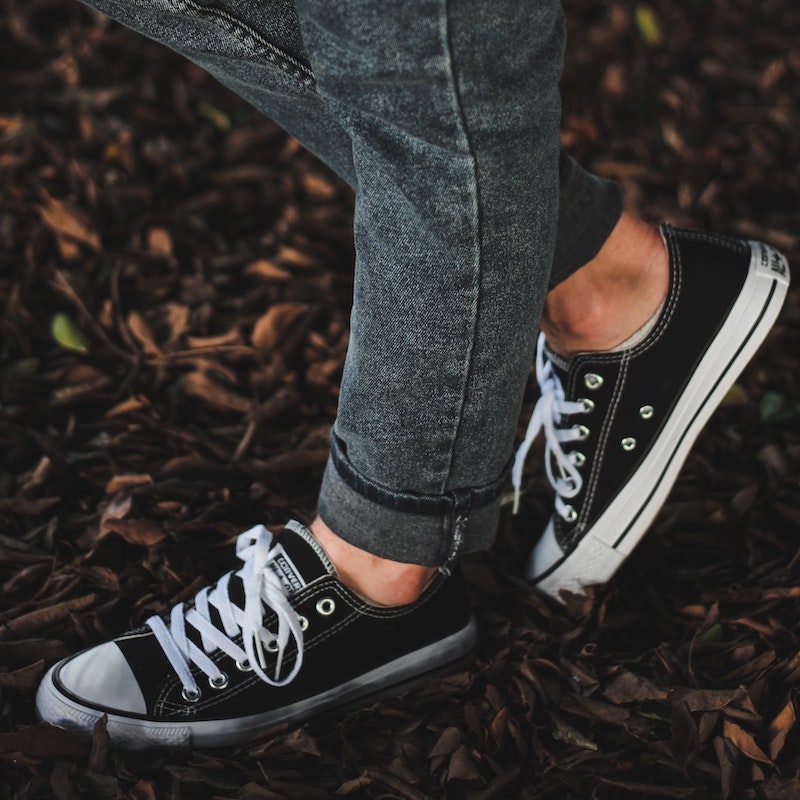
[603, 670, 669, 704]
[98, 494, 133, 538]
[0, 595, 96, 641]
[0, 640, 71, 666]
[38, 193, 101, 251]
[164, 302, 190, 342]
[146, 226, 173, 255]
[276, 245, 317, 269]
[0, 660, 46, 691]
[128, 311, 162, 356]
[723, 719, 773, 765]
[447, 744, 481, 784]
[186, 329, 243, 349]
[104, 474, 154, 494]
[301, 172, 336, 200]
[767, 700, 796, 760]
[128, 780, 158, 800]
[251, 303, 308, 354]
[184, 370, 251, 413]
[104, 395, 150, 417]
[0, 725, 91, 759]
[103, 518, 165, 547]
[246, 259, 291, 281]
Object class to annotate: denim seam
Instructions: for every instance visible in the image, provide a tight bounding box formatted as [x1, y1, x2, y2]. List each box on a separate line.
[438, 0, 484, 496]
[158, 0, 315, 85]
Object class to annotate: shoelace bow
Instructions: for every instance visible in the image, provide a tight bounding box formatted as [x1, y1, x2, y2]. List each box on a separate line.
[512, 334, 591, 520]
[147, 525, 304, 698]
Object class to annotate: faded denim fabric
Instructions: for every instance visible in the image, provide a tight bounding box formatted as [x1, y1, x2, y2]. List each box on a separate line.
[75, 0, 622, 565]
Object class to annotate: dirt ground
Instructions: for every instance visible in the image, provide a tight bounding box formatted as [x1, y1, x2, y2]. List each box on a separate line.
[2, 1, 800, 797]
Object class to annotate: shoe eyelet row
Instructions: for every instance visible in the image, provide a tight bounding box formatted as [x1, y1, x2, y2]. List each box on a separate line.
[236, 659, 253, 673]
[621, 437, 637, 452]
[316, 598, 336, 616]
[299, 615, 309, 631]
[563, 505, 578, 523]
[579, 397, 595, 413]
[266, 639, 280, 653]
[639, 404, 654, 419]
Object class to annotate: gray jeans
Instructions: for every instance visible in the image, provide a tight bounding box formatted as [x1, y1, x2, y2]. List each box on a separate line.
[79, 0, 622, 566]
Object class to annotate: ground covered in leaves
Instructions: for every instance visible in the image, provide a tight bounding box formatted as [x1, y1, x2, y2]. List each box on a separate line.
[2, 1, 800, 798]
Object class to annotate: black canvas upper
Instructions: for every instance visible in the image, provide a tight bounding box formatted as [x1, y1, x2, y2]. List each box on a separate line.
[547, 224, 756, 554]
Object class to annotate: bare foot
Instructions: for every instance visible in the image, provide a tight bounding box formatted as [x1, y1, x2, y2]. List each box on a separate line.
[309, 516, 438, 606]
[542, 213, 670, 356]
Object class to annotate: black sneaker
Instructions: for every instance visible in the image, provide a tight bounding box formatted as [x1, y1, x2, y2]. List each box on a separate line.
[513, 224, 790, 598]
[36, 521, 477, 749]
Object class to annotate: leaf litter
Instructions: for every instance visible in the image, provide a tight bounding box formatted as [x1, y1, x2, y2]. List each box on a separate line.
[2, 0, 800, 798]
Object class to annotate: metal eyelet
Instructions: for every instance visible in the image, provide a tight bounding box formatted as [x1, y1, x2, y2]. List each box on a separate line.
[316, 598, 336, 616]
[208, 673, 228, 690]
[621, 437, 637, 452]
[570, 451, 586, 467]
[266, 639, 280, 653]
[298, 615, 309, 631]
[584, 373, 604, 390]
[639, 404, 654, 420]
[573, 424, 590, 441]
[235, 659, 253, 673]
[563, 506, 578, 523]
[580, 398, 595, 413]
[182, 686, 201, 703]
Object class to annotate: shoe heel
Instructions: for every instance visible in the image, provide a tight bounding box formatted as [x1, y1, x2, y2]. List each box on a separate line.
[749, 241, 790, 286]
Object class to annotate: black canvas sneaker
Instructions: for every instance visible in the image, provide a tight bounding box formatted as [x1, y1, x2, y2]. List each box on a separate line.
[36, 521, 477, 749]
[513, 224, 790, 599]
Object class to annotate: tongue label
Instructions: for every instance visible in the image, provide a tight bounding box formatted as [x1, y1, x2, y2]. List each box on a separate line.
[268, 544, 306, 594]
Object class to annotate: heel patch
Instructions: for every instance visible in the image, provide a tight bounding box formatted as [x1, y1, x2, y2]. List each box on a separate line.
[751, 241, 790, 283]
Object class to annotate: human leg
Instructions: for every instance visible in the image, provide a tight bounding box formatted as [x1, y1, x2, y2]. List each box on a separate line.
[38, 0, 567, 746]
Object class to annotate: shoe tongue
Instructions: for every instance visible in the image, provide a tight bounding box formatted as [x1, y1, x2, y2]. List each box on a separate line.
[265, 520, 335, 594]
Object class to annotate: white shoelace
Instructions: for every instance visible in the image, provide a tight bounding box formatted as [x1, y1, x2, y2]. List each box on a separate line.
[147, 525, 304, 698]
[512, 334, 591, 520]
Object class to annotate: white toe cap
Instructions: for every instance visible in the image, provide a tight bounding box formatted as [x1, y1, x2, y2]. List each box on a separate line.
[58, 641, 146, 715]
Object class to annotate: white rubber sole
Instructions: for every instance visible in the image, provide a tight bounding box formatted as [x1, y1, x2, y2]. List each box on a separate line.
[529, 241, 790, 599]
[36, 618, 478, 750]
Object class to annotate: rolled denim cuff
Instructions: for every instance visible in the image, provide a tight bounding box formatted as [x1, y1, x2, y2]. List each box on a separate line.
[317, 435, 506, 567]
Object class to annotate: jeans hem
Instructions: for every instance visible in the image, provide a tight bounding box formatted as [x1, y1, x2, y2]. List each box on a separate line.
[317, 438, 506, 566]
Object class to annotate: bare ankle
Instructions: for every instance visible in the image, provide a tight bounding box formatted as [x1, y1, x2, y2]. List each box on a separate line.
[543, 214, 669, 357]
[309, 516, 438, 606]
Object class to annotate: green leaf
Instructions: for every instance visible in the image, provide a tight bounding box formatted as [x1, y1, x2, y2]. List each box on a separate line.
[635, 4, 663, 46]
[760, 391, 785, 421]
[638, 710, 670, 722]
[695, 624, 724, 645]
[51, 313, 89, 353]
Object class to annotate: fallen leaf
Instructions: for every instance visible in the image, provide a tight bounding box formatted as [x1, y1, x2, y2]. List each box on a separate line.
[103, 518, 165, 546]
[38, 194, 101, 251]
[251, 303, 308, 354]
